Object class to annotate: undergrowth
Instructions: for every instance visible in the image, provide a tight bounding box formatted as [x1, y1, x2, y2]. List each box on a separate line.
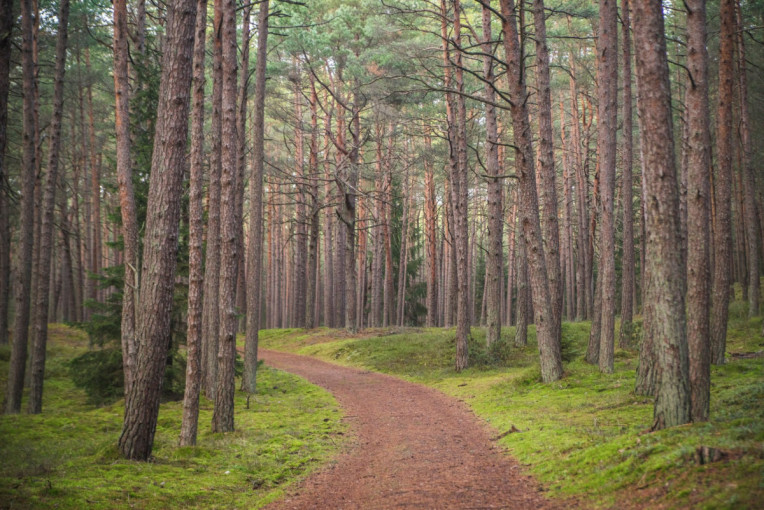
[261, 305, 764, 509]
[0, 324, 346, 509]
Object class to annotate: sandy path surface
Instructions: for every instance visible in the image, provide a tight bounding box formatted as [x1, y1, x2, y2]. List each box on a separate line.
[261, 349, 559, 509]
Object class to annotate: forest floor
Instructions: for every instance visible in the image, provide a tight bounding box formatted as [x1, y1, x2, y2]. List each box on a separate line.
[260, 348, 559, 509]
[258, 300, 763, 509]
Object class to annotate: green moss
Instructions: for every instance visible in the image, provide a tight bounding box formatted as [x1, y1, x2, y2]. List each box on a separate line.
[264, 308, 764, 508]
[0, 324, 346, 509]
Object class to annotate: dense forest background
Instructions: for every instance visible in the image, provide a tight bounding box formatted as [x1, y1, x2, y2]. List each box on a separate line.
[0, 0, 762, 463]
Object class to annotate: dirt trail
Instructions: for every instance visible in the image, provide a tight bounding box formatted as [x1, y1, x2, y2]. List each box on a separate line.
[261, 349, 559, 509]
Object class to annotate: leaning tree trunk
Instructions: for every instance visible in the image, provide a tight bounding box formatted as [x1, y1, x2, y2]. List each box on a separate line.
[5, 0, 37, 414]
[28, 0, 70, 415]
[500, 0, 562, 382]
[179, 0, 208, 446]
[632, 0, 691, 430]
[118, 0, 196, 460]
[685, 0, 711, 423]
[242, 0, 268, 393]
[710, 0, 735, 365]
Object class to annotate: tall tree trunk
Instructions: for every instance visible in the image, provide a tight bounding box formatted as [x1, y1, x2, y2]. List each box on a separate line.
[734, 0, 758, 317]
[305, 73, 320, 329]
[86, 50, 101, 305]
[235, 3, 251, 334]
[514, 230, 528, 347]
[243, 0, 268, 392]
[202, 0, 224, 398]
[180, 0, 207, 446]
[500, 0, 562, 382]
[396, 175, 411, 327]
[532, 0, 561, 338]
[559, 98, 576, 322]
[448, 0, 471, 370]
[685, 0, 711, 423]
[482, 0, 503, 345]
[212, 0, 238, 433]
[382, 123, 395, 327]
[5, 0, 37, 414]
[28, 0, 70, 414]
[293, 64, 307, 329]
[0, 0, 13, 346]
[119, 0, 196, 459]
[569, 70, 589, 320]
[424, 128, 439, 328]
[371, 121, 385, 327]
[711, 0, 735, 365]
[619, 0, 635, 348]
[322, 105, 335, 327]
[505, 193, 518, 326]
[596, 0, 618, 373]
[114, 0, 140, 397]
[632, 0, 690, 430]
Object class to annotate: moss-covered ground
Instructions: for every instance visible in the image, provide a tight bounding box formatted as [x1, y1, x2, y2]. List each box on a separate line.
[260, 299, 764, 509]
[0, 324, 346, 509]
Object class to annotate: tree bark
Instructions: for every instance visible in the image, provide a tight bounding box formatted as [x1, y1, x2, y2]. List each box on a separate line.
[596, 0, 618, 373]
[632, 0, 691, 430]
[734, 0, 758, 317]
[27, 0, 70, 414]
[500, 0, 562, 382]
[180, 0, 208, 446]
[305, 73, 320, 330]
[5, 0, 37, 414]
[685, 0, 711, 423]
[118, 0, 196, 459]
[202, 0, 224, 398]
[114, 0, 140, 397]
[0, 0, 13, 347]
[619, 0, 635, 348]
[243, 0, 268, 392]
[482, 0, 503, 345]
[532, 0, 561, 338]
[212, 0, 238, 433]
[424, 129, 439, 328]
[711, 0, 735, 365]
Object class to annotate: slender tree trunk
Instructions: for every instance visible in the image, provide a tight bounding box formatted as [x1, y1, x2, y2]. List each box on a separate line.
[235, 3, 251, 334]
[243, 0, 268, 392]
[322, 106, 335, 327]
[482, 0, 503, 345]
[27, 0, 70, 414]
[448, 0, 471, 370]
[179, 0, 208, 446]
[212, 0, 238, 433]
[0, 0, 13, 347]
[532, 0, 561, 338]
[734, 0, 758, 317]
[293, 65, 307, 329]
[711, 0, 735, 365]
[114, 0, 140, 396]
[382, 125, 395, 327]
[5, 0, 37, 414]
[569, 72, 589, 320]
[505, 194, 518, 326]
[371, 122, 385, 327]
[632, 0, 690, 430]
[515, 230, 528, 347]
[500, 0, 562, 382]
[305, 73, 320, 329]
[396, 175, 411, 326]
[685, 0, 711, 423]
[619, 0, 635, 348]
[424, 129, 438, 328]
[596, 0, 618, 373]
[202, 0, 223, 398]
[118, 0, 196, 459]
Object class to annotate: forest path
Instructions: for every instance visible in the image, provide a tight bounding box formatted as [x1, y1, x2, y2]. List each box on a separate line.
[260, 349, 559, 509]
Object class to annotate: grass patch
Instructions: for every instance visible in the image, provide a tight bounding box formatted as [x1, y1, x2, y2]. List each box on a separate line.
[264, 309, 764, 509]
[0, 324, 346, 509]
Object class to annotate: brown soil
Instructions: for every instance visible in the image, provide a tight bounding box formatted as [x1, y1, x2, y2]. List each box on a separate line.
[261, 349, 560, 509]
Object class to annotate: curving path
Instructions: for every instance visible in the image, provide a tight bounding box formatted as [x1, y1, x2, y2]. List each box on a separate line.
[261, 349, 559, 509]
